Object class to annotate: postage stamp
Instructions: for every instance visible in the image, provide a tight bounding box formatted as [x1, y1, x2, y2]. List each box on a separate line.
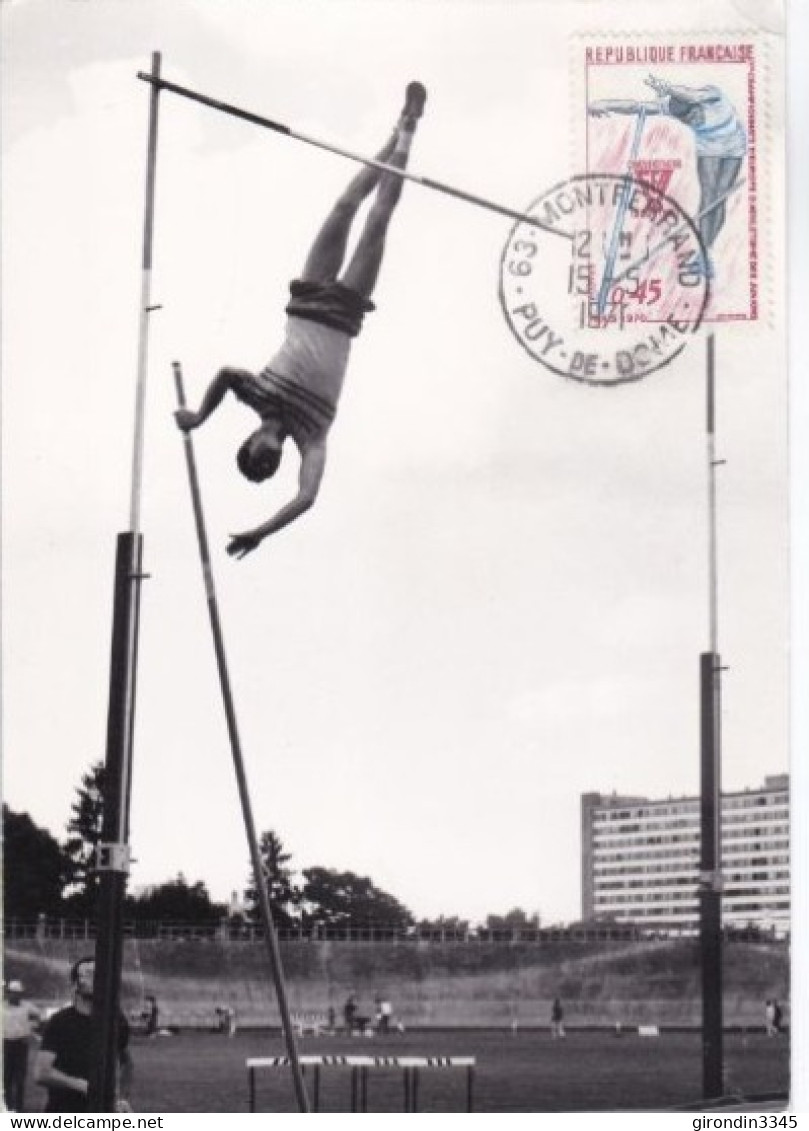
[574, 32, 766, 325]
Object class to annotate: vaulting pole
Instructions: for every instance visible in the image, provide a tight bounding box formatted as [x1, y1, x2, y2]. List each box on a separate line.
[596, 108, 647, 315]
[172, 361, 311, 1113]
[699, 332, 724, 1100]
[135, 70, 571, 240]
[88, 50, 162, 1112]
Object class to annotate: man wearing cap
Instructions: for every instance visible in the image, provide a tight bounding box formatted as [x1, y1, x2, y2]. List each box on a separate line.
[3, 979, 41, 1111]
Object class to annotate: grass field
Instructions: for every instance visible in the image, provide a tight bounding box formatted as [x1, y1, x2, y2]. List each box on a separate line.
[25, 1028, 790, 1113]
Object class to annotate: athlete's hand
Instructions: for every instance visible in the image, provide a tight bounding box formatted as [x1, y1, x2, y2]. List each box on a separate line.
[227, 530, 264, 559]
[588, 103, 609, 118]
[174, 408, 201, 432]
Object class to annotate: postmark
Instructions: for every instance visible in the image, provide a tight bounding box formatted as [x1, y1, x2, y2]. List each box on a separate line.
[498, 173, 709, 386]
[576, 33, 765, 325]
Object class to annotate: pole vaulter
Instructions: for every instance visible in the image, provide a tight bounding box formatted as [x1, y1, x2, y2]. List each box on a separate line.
[136, 70, 572, 240]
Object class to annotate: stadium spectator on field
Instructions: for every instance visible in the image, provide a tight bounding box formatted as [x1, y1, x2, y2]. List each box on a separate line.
[214, 1004, 237, 1037]
[34, 957, 133, 1113]
[550, 998, 566, 1039]
[142, 995, 159, 1037]
[376, 995, 394, 1034]
[343, 993, 358, 1033]
[3, 979, 41, 1111]
[766, 998, 784, 1036]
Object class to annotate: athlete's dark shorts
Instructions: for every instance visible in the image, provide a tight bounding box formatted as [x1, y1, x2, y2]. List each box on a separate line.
[286, 279, 375, 338]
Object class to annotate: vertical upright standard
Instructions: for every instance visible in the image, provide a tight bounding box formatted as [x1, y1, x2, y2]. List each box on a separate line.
[88, 52, 162, 1111]
[700, 332, 724, 1099]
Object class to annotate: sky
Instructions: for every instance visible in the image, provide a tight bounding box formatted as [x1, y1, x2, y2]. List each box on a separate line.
[1, 0, 801, 933]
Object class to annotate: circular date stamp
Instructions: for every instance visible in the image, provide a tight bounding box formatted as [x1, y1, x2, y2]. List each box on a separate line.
[499, 173, 710, 386]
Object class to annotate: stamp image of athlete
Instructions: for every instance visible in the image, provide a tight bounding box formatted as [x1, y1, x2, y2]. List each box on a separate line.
[499, 173, 709, 386]
[589, 74, 747, 278]
[176, 82, 427, 558]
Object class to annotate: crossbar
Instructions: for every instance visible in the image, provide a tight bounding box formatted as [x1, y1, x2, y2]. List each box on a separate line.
[136, 71, 571, 241]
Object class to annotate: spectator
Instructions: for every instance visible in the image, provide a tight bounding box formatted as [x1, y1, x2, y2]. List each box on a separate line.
[142, 995, 159, 1038]
[3, 979, 41, 1111]
[376, 996, 393, 1035]
[343, 993, 358, 1033]
[550, 998, 566, 1039]
[214, 1004, 237, 1037]
[765, 999, 777, 1037]
[34, 957, 132, 1112]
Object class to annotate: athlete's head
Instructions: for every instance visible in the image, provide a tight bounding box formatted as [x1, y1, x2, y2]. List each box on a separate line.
[70, 956, 95, 1001]
[237, 423, 283, 483]
[667, 96, 702, 127]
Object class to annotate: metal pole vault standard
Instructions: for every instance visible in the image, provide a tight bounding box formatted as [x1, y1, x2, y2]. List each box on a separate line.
[135, 71, 571, 241]
[700, 332, 724, 1100]
[88, 50, 162, 1113]
[172, 361, 311, 1114]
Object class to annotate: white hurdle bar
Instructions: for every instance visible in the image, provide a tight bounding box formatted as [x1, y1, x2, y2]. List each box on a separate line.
[247, 1054, 476, 1112]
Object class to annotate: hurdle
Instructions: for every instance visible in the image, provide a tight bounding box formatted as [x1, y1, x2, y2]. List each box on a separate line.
[247, 1055, 476, 1113]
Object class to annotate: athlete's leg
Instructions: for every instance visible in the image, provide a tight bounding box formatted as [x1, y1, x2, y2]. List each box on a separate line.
[697, 156, 743, 249]
[300, 131, 400, 284]
[341, 83, 426, 298]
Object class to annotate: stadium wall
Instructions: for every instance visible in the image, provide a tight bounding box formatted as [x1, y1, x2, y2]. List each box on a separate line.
[5, 938, 789, 1030]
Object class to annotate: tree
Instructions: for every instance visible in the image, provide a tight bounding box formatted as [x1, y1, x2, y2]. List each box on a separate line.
[483, 908, 541, 932]
[127, 875, 226, 924]
[2, 804, 68, 917]
[416, 915, 471, 936]
[62, 760, 106, 913]
[301, 867, 414, 930]
[244, 830, 302, 928]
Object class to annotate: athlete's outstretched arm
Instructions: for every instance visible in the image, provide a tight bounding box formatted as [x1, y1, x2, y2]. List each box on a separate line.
[175, 366, 254, 431]
[227, 441, 328, 558]
[661, 84, 718, 105]
[588, 98, 661, 117]
[645, 75, 718, 105]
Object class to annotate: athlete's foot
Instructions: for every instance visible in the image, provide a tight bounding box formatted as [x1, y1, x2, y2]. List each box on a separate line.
[399, 81, 427, 131]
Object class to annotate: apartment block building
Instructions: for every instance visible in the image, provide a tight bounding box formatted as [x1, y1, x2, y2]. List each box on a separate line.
[581, 774, 789, 935]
